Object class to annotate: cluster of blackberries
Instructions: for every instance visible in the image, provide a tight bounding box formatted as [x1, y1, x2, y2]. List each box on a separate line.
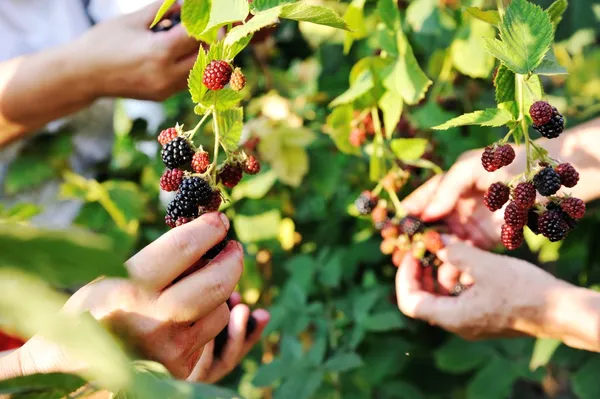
[202, 60, 246, 92]
[349, 111, 376, 147]
[530, 101, 565, 139]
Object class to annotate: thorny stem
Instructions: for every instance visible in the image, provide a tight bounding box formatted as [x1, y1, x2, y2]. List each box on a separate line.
[386, 187, 406, 218]
[517, 74, 532, 176]
[188, 110, 212, 139]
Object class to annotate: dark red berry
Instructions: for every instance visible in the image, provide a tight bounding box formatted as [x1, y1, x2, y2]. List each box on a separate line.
[529, 101, 554, 126]
[219, 163, 243, 188]
[561, 197, 586, 220]
[158, 127, 179, 146]
[483, 182, 510, 212]
[162, 136, 194, 169]
[423, 230, 444, 253]
[349, 127, 367, 147]
[512, 182, 536, 208]
[159, 169, 183, 192]
[526, 208, 540, 235]
[533, 167, 561, 196]
[230, 68, 246, 91]
[538, 210, 569, 242]
[481, 146, 500, 172]
[192, 151, 211, 174]
[504, 201, 527, 228]
[175, 217, 193, 226]
[355, 191, 379, 215]
[501, 224, 524, 250]
[165, 215, 176, 228]
[399, 215, 424, 237]
[243, 155, 261, 175]
[202, 60, 233, 91]
[532, 106, 564, 139]
[494, 145, 516, 168]
[201, 190, 223, 213]
[555, 163, 579, 188]
[205, 238, 229, 260]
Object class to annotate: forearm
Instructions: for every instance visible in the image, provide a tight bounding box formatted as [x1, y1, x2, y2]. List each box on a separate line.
[0, 41, 98, 147]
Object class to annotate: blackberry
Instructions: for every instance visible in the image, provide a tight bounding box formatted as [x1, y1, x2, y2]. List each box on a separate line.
[420, 251, 441, 268]
[202, 60, 233, 91]
[494, 145, 515, 168]
[526, 208, 540, 234]
[201, 190, 222, 213]
[561, 197, 586, 220]
[399, 215, 424, 237]
[529, 101, 554, 126]
[230, 68, 246, 91]
[166, 193, 199, 221]
[205, 238, 229, 260]
[175, 217, 193, 227]
[533, 167, 561, 196]
[501, 224, 524, 250]
[355, 191, 379, 215]
[538, 210, 569, 242]
[243, 155, 261, 175]
[191, 151, 211, 174]
[165, 215, 176, 228]
[504, 201, 527, 228]
[423, 230, 444, 253]
[512, 182, 536, 209]
[484, 182, 510, 212]
[349, 127, 367, 147]
[481, 146, 500, 172]
[158, 127, 179, 146]
[159, 169, 183, 192]
[450, 282, 467, 296]
[555, 163, 579, 188]
[218, 163, 243, 188]
[162, 137, 194, 169]
[533, 106, 564, 139]
[371, 206, 390, 229]
[179, 176, 212, 206]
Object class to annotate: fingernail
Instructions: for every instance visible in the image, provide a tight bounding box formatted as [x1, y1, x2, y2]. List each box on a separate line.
[218, 212, 230, 230]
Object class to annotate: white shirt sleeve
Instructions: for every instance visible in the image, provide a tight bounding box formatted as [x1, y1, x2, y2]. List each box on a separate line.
[87, 0, 168, 22]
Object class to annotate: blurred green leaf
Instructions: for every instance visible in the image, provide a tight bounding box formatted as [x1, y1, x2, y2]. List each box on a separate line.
[435, 337, 494, 374]
[547, 0, 568, 28]
[433, 108, 514, 130]
[390, 138, 428, 162]
[197, 90, 245, 112]
[4, 156, 59, 195]
[324, 105, 361, 155]
[224, 7, 281, 47]
[231, 169, 277, 200]
[529, 338, 561, 370]
[330, 70, 374, 108]
[406, 0, 439, 34]
[533, 47, 568, 75]
[467, 356, 518, 399]
[250, 0, 295, 13]
[253, 360, 288, 387]
[274, 369, 323, 399]
[379, 91, 403, 139]
[452, 16, 496, 78]
[465, 7, 500, 26]
[0, 373, 86, 399]
[323, 352, 363, 372]
[378, 0, 400, 30]
[572, 357, 600, 399]
[202, 0, 248, 36]
[343, 0, 367, 53]
[495, 64, 518, 118]
[217, 107, 244, 152]
[234, 210, 281, 242]
[364, 311, 406, 332]
[279, 3, 348, 30]
[150, 0, 178, 28]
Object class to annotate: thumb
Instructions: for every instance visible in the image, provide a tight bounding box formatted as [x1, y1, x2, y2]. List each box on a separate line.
[129, 1, 179, 28]
[437, 237, 496, 279]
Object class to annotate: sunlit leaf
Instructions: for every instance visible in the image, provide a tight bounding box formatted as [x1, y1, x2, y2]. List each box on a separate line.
[433, 109, 514, 130]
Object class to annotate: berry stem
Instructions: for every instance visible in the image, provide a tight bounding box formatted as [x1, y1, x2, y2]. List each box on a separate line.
[496, 0, 505, 16]
[188, 110, 212, 140]
[210, 101, 221, 182]
[372, 181, 384, 197]
[517, 74, 532, 176]
[386, 187, 406, 218]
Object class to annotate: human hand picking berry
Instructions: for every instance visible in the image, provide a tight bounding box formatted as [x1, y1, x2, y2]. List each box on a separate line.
[395, 238, 600, 352]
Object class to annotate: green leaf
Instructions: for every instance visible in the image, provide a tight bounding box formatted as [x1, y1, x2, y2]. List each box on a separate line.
[217, 107, 244, 152]
[0, 269, 131, 391]
[343, 0, 367, 54]
[253, 360, 288, 387]
[324, 105, 360, 155]
[572, 357, 600, 399]
[495, 64, 518, 118]
[188, 48, 209, 104]
[406, 0, 439, 34]
[234, 210, 281, 243]
[150, 0, 178, 28]
[483, 0, 554, 74]
[433, 108, 514, 130]
[274, 369, 323, 399]
[4, 155, 58, 195]
[1, 203, 41, 222]
[379, 91, 403, 140]
[202, 0, 249, 36]
[323, 352, 363, 372]
[0, 224, 127, 287]
[103, 181, 147, 222]
[231, 169, 277, 200]
[364, 311, 406, 331]
[467, 356, 518, 399]
[224, 7, 281, 47]
[181, 0, 211, 39]
[378, 0, 401, 30]
[250, 0, 294, 13]
[547, 0, 568, 28]
[452, 16, 496, 78]
[369, 138, 386, 182]
[465, 7, 500, 26]
[435, 337, 494, 373]
[533, 47, 568, 75]
[279, 3, 348, 30]
[196, 89, 245, 112]
[390, 138, 428, 162]
[0, 373, 86, 399]
[529, 338, 561, 370]
[329, 69, 374, 108]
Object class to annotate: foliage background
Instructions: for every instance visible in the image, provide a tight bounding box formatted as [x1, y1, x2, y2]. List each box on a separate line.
[1, 0, 600, 398]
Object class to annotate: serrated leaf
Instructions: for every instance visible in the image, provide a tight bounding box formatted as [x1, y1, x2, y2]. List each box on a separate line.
[484, 0, 554, 74]
[323, 105, 361, 155]
[216, 107, 244, 151]
[188, 48, 209, 104]
[224, 7, 281, 47]
[433, 108, 514, 130]
[465, 7, 500, 26]
[378, 0, 401, 30]
[390, 138, 428, 162]
[379, 91, 403, 139]
[329, 70, 374, 108]
[533, 47, 568, 75]
[529, 338, 561, 370]
[181, 0, 211, 39]
[547, 0, 568, 28]
[150, 0, 178, 28]
[234, 210, 281, 243]
[323, 352, 363, 372]
[279, 3, 348, 30]
[452, 16, 496, 78]
[202, 0, 249, 36]
[197, 89, 245, 112]
[250, 0, 295, 13]
[494, 64, 518, 118]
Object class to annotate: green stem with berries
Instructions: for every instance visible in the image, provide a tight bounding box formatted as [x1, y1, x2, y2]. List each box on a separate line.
[210, 98, 221, 182]
[188, 110, 212, 139]
[516, 74, 532, 176]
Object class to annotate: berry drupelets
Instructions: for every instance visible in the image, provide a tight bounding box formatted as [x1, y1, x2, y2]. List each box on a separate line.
[531, 103, 564, 139]
[230, 68, 246, 91]
[512, 182, 536, 209]
[561, 197, 586, 220]
[162, 137, 194, 169]
[243, 155, 261, 175]
[219, 162, 244, 188]
[481, 144, 515, 172]
[538, 209, 570, 242]
[533, 167, 561, 196]
[501, 224, 524, 250]
[179, 176, 213, 207]
[484, 183, 510, 212]
[355, 191, 379, 215]
[202, 60, 233, 91]
[160, 169, 183, 192]
[555, 163, 579, 188]
[191, 151, 211, 174]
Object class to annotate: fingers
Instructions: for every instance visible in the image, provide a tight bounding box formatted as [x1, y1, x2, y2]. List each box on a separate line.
[160, 25, 200, 59]
[422, 164, 474, 221]
[135, 0, 179, 27]
[157, 241, 244, 323]
[228, 292, 242, 308]
[126, 212, 230, 292]
[402, 174, 443, 217]
[437, 263, 461, 293]
[436, 239, 494, 280]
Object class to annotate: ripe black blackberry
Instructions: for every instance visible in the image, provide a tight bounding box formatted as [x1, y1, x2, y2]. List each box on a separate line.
[450, 282, 467, 296]
[494, 145, 515, 168]
[399, 215, 424, 237]
[191, 151, 210, 174]
[179, 176, 212, 206]
[201, 190, 222, 213]
[355, 191, 379, 215]
[219, 163, 243, 188]
[532, 106, 564, 139]
[555, 163, 579, 188]
[561, 197, 586, 220]
[529, 101, 554, 126]
[483, 182, 510, 211]
[166, 193, 199, 222]
[512, 182, 536, 208]
[526, 208, 540, 234]
[538, 210, 569, 242]
[481, 146, 500, 172]
[533, 167, 561, 196]
[202, 60, 233, 91]
[159, 169, 183, 192]
[243, 155, 261, 175]
[162, 137, 194, 169]
[504, 201, 527, 228]
[501, 224, 524, 250]
[205, 238, 229, 260]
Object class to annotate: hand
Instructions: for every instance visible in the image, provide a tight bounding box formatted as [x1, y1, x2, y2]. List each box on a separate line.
[16, 213, 244, 381]
[188, 293, 270, 383]
[75, 2, 198, 101]
[395, 238, 570, 340]
[402, 145, 526, 249]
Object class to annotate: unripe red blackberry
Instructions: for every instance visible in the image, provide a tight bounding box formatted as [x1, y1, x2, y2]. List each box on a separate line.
[371, 206, 389, 227]
[538, 209, 569, 242]
[158, 127, 179, 146]
[165, 215, 176, 228]
[501, 224, 524, 250]
[179, 176, 213, 206]
[380, 238, 397, 255]
[230, 68, 246, 91]
[533, 167, 561, 196]
[526, 208, 540, 234]
[202, 60, 233, 91]
[162, 136, 194, 169]
[381, 223, 400, 239]
[159, 169, 183, 192]
[481, 146, 500, 172]
[201, 190, 223, 213]
[560, 197, 586, 220]
[494, 144, 515, 168]
[243, 155, 261, 175]
[355, 191, 379, 215]
[423, 230, 444, 253]
[175, 217, 193, 227]
[504, 201, 527, 228]
[512, 182, 536, 208]
[349, 127, 367, 147]
[218, 162, 243, 188]
[399, 215, 424, 237]
[392, 248, 406, 267]
[483, 182, 510, 212]
[532, 106, 564, 139]
[555, 163, 579, 188]
[529, 101, 554, 126]
[191, 151, 211, 174]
